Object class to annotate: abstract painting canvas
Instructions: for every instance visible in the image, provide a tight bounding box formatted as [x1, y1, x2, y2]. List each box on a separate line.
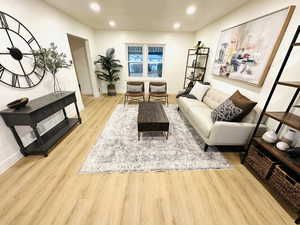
[212, 6, 294, 86]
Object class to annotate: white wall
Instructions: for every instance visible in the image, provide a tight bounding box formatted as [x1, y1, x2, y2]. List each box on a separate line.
[194, 0, 300, 137]
[0, 0, 96, 174]
[68, 35, 93, 95]
[94, 30, 194, 94]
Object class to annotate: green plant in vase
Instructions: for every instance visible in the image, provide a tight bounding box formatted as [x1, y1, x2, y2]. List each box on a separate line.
[33, 42, 72, 94]
[94, 48, 122, 96]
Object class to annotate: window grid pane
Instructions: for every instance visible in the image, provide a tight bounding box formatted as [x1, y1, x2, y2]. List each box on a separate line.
[148, 47, 163, 62]
[148, 63, 163, 78]
[128, 46, 143, 62]
[128, 62, 143, 77]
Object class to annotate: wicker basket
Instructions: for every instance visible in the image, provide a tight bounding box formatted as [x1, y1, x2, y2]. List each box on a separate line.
[268, 165, 300, 211]
[244, 145, 276, 179]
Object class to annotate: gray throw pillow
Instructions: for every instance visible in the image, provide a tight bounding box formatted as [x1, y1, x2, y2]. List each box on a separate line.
[211, 99, 243, 122]
[127, 84, 143, 93]
[151, 85, 166, 93]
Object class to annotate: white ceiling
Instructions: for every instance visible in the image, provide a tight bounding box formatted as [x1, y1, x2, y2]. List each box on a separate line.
[43, 0, 250, 32]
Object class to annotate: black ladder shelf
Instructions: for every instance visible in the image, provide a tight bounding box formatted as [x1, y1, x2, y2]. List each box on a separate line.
[183, 47, 210, 89]
[242, 25, 300, 224]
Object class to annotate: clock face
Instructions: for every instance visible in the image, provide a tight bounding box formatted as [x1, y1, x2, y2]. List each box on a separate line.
[0, 11, 45, 89]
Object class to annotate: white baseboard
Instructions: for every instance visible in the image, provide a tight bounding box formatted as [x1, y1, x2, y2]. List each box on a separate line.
[0, 152, 23, 175]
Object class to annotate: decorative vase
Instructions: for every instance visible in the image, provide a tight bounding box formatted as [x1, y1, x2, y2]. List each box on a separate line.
[262, 130, 278, 143]
[276, 141, 290, 151]
[52, 74, 62, 95]
[281, 129, 296, 146]
[107, 83, 116, 96]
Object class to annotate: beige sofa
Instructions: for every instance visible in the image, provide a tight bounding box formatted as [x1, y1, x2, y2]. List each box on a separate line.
[177, 88, 266, 151]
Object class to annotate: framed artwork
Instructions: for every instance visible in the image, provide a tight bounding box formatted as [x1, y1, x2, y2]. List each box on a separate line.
[212, 6, 295, 86]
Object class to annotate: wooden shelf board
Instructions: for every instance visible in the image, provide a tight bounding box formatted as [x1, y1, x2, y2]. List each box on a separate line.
[264, 111, 300, 131]
[24, 118, 79, 155]
[278, 81, 300, 88]
[294, 42, 300, 46]
[187, 66, 206, 69]
[254, 137, 300, 174]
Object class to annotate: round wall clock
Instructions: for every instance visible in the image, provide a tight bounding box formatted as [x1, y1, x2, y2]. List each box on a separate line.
[0, 11, 45, 89]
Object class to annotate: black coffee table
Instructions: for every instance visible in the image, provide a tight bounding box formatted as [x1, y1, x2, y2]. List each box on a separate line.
[137, 102, 169, 140]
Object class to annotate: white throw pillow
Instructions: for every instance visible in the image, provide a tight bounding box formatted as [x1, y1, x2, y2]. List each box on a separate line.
[189, 82, 209, 101]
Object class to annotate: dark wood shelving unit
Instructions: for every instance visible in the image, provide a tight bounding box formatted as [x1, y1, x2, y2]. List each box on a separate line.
[183, 47, 210, 89]
[254, 137, 300, 174]
[278, 81, 300, 88]
[242, 26, 300, 224]
[264, 112, 300, 131]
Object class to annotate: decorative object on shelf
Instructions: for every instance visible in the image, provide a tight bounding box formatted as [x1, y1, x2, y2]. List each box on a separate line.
[7, 98, 29, 110]
[0, 11, 46, 89]
[276, 141, 290, 151]
[281, 128, 296, 146]
[95, 48, 122, 96]
[212, 6, 295, 86]
[262, 130, 278, 143]
[183, 46, 209, 88]
[33, 43, 72, 94]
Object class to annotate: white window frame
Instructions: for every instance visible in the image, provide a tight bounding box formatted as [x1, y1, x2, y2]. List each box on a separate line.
[126, 43, 165, 81]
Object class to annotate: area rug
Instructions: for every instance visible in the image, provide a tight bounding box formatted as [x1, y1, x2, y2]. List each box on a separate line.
[80, 104, 231, 174]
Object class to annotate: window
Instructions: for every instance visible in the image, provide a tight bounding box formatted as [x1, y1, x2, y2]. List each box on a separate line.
[127, 44, 164, 78]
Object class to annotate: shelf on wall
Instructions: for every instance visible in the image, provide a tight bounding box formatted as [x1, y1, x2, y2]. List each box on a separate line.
[294, 42, 300, 46]
[278, 81, 300, 88]
[254, 137, 300, 174]
[264, 111, 300, 131]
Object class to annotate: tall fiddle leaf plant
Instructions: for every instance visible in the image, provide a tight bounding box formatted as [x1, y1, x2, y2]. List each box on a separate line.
[94, 48, 122, 85]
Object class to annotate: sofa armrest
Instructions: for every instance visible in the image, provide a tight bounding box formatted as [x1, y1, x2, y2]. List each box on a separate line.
[209, 121, 267, 146]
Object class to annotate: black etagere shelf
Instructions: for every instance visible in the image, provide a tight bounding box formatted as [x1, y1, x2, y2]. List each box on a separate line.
[183, 47, 210, 89]
[242, 25, 300, 224]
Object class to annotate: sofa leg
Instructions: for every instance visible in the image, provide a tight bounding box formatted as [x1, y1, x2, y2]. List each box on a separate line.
[177, 106, 180, 111]
[204, 144, 208, 152]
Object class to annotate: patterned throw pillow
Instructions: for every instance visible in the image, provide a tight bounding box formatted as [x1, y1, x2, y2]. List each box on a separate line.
[211, 99, 243, 122]
[127, 84, 143, 93]
[151, 85, 166, 93]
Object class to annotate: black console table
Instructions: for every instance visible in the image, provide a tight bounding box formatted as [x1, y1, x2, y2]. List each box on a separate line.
[0, 91, 81, 157]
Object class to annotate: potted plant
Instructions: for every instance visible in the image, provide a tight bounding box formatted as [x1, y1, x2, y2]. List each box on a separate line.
[33, 42, 72, 94]
[94, 48, 122, 96]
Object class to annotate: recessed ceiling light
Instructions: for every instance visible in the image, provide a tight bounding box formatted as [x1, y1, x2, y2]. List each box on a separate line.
[89, 2, 101, 12]
[173, 23, 181, 29]
[186, 5, 197, 15]
[109, 20, 116, 27]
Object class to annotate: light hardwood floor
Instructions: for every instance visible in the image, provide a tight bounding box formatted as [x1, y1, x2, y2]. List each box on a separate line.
[0, 95, 296, 225]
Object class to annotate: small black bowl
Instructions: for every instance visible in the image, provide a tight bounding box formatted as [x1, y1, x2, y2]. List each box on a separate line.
[7, 98, 29, 110]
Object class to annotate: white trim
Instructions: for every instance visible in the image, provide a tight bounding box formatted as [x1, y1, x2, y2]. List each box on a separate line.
[0, 152, 23, 175]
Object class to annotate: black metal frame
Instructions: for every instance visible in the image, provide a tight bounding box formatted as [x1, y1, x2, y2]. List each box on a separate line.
[242, 26, 300, 164]
[183, 47, 210, 89]
[241, 25, 300, 224]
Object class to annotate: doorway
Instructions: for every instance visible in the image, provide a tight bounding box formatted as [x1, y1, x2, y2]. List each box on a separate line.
[67, 34, 94, 106]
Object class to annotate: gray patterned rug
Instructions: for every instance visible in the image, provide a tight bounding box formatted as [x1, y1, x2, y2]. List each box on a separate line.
[80, 104, 231, 174]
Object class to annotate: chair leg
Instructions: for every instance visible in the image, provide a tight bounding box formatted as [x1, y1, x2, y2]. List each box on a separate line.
[124, 95, 126, 106]
[148, 95, 150, 102]
[166, 96, 168, 106]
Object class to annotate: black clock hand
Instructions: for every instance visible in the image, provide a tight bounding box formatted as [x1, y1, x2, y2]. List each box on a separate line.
[18, 61, 26, 75]
[4, 29, 15, 48]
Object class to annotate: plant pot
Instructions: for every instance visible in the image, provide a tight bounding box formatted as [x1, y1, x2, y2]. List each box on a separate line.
[107, 84, 116, 96]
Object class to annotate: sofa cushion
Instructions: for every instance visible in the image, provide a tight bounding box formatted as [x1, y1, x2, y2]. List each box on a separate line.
[203, 88, 229, 109]
[188, 104, 214, 138]
[211, 99, 243, 122]
[177, 97, 205, 113]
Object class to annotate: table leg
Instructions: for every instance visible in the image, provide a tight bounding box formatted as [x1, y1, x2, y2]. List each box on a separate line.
[31, 125, 43, 145]
[166, 131, 169, 140]
[9, 126, 26, 156]
[74, 101, 82, 124]
[138, 132, 141, 141]
[62, 108, 68, 120]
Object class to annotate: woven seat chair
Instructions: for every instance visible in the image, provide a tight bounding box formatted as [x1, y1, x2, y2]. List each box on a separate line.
[124, 81, 145, 105]
[148, 82, 168, 105]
